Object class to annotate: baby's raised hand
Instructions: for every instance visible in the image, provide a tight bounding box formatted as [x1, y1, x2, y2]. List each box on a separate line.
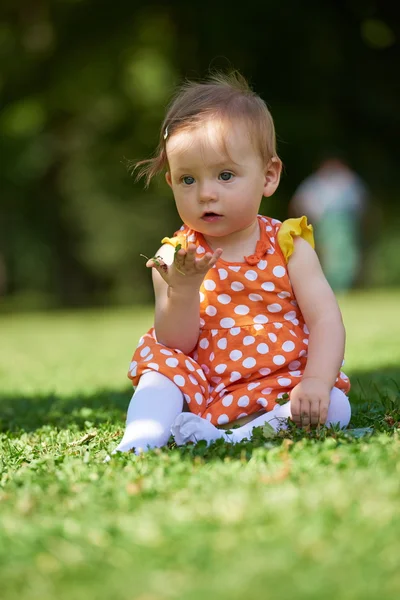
[289, 377, 331, 427]
[145, 243, 223, 290]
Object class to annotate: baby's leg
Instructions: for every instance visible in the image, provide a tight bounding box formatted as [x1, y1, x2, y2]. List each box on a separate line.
[171, 388, 351, 446]
[113, 371, 184, 454]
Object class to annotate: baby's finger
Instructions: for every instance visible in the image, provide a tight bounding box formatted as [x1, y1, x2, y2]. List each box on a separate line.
[310, 400, 321, 426]
[182, 244, 197, 267]
[300, 399, 311, 428]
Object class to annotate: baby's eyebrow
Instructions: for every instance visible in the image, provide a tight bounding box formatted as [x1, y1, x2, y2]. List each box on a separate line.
[174, 160, 237, 174]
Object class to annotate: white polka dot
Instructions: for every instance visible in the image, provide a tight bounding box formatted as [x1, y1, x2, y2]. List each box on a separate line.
[234, 304, 250, 315]
[237, 412, 248, 419]
[218, 268, 228, 280]
[245, 270, 258, 281]
[278, 377, 292, 387]
[237, 395, 250, 407]
[222, 394, 233, 407]
[228, 266, 241, 272]
[257, 398, 268, 407]
[160, 349, 173, 356]
[205, 305, 217, 316]
[303, 339, 309, 345]
[253, 314, 269, 324]
[259, 367, 271, 376]
[210, 376, 221, 383]
[289, 360, 301, 370]
[258, 260, 267, 270]
[203, 279, 216, 291]
[209, 352, 215, 361]
[184, 393, 191, 404]
[137, 337, 145, 347]
[189, 374, 198, 385]
[268, 333, 277, 343]
[215, 364, 227, 374]
[282, 341, 295, 352]
[199, 338, 209, 349]
[273, 323, 283, 329]
[196, 246, 205, 254]
[215, 383, 225, 393]
[206, 413, 211, 421]
[267, 303, 282, 313]
[220, 318, 235, 328]
[194, 393, 204, 405]
[284, 311, 297, 321]
[289, 370, 302, 377]
[254, 324, 264, 331]
[231, 281, 245, 291]
[261, 282, 275, 292]
[197, 369, 207, 381]
[242, 357, 256, 369]
[289, 330, 298, 337]
[200, 318, 205, 327]
[166, 357, 179, 367]
[230, 371, 241, 382]
[278, 291, 291, 299]
[299, 350, 307, 357]
[147, 363, 159, 371]
[243, 336, 255, 345]
[217, 338, 227, 350]
[185, 359, 195, 371]
[257, 343, 269, 354]
[140, 346, 151, 358]
[146, 354, 154, 361]
[199, 291, 205, 302]
[261, 387, 272, 395]
[248, 293, 263, 302]
[218, 294, 231, 305]
[292, 319, 299, 326]
[303, 324, 310, 334]
[340, 372, 349, 381]
[129, 361, 137, 376]
[230, 327, 241, 336]
[173, 375, 185, 387]
[217, 414, 230, 425]
[273, 266, 286, 278]
[247, 382, 260, 390]
[230, 349, 243, 361]
[273, 355, 286, 365]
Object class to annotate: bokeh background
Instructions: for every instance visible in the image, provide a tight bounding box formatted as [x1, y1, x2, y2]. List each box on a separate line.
[1, 0, 399, 311]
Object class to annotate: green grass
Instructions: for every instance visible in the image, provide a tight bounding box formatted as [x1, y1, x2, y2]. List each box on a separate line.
[1, 291, 400, 600]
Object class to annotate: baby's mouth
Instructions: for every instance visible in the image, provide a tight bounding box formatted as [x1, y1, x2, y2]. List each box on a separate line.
[201, 211, 222, 219]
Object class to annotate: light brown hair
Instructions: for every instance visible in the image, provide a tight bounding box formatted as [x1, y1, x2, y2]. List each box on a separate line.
[133, 71, 279, 187]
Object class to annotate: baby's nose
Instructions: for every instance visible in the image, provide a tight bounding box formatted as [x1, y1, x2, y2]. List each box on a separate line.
[199, 183, 218, 202]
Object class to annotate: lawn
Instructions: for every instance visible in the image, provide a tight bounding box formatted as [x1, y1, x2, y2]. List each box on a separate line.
[1, 291, 400, 600]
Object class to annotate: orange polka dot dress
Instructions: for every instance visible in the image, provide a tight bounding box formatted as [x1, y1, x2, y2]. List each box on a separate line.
[128, 215, 350, 426]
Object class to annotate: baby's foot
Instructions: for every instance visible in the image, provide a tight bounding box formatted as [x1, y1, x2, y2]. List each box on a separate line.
[171, 413, 226, 446]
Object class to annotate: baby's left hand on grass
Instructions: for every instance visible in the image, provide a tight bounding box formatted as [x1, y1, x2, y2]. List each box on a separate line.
[289, 377, 331, 427]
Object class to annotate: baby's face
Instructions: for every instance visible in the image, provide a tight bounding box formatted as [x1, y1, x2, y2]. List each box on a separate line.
[165, 118, 277, 238]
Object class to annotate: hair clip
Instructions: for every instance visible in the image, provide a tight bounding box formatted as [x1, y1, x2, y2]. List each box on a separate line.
[163, 126, 168, 140]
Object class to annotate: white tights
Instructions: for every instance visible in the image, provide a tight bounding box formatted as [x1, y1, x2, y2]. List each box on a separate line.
[113, 371, 351, 454]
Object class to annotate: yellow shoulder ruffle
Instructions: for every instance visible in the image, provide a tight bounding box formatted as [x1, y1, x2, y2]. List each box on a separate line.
[277, 216, 315, 262]
[161, 234, 187, 249]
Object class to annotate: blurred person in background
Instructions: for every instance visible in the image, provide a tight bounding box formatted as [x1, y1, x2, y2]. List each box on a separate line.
[289, 153, 369, 292]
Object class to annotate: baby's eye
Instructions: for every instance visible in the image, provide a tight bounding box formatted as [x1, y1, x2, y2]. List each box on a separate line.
[182, 176, 195, 185]
[219, 171, 233, 181]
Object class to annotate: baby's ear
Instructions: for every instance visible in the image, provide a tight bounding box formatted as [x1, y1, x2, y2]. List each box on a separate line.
[165, 172, 172, 188]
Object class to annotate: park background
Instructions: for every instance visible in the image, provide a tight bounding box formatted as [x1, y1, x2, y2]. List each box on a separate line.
[0, 0, 399, 310]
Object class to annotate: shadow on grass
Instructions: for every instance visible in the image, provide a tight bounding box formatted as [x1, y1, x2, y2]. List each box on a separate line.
[0, 388, 131, 434]
[0, 367, 399, 434]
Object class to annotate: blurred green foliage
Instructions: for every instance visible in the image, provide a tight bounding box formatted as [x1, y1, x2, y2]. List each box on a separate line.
[0, 0, 399, 308]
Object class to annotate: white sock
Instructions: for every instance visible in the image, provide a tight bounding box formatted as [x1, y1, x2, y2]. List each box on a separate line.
[171, 387, 351, 446]
[113, 371, 184, 454]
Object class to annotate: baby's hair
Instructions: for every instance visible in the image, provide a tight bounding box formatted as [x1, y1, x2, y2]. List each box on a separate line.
[133, 70, 279, 187]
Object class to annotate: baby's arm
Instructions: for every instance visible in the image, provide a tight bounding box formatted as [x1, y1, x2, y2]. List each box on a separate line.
[149, 242, 222, 354]
[287, 237, 346, 425]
